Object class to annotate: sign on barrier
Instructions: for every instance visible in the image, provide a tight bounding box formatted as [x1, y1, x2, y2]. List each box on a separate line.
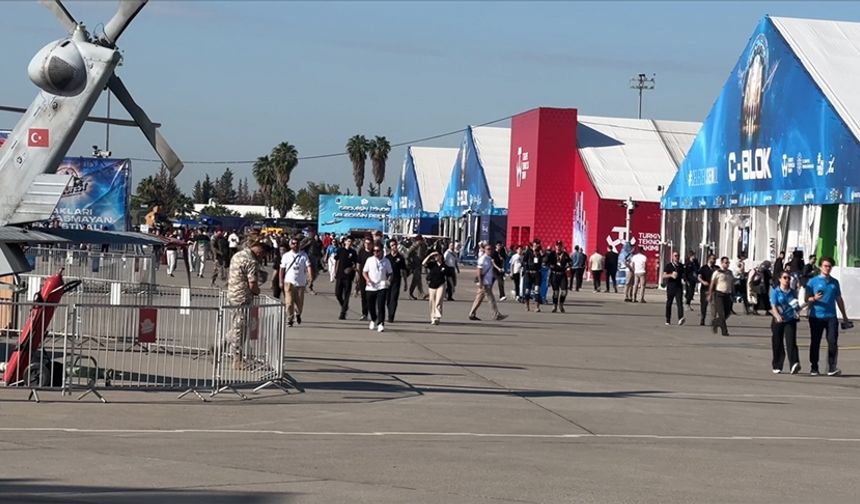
[138, 308, 157, 343]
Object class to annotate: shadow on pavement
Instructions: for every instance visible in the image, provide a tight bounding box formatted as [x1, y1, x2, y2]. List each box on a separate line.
[0, 479, 293, 504]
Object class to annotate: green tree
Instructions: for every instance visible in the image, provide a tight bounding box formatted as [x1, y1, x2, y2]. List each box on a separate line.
[347, 134, 368, 196]
[213, 167, 237, 204]
[269, 142, 299, 218]
[198, 203, 240, 217]
[367, 183, 380, 197]
[243, 211, 266, 220]
[294, 181, 341, 220]
[368, 135, 391, 187]
[253, 155, 274, 216]
[132, 165, 188, 216]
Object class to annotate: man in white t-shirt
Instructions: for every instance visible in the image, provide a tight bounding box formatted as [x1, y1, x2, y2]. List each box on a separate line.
[228, 230, 240, 262]
[280, 237, 312, 327]
[630, 246, 649, 303]
[469, 244, 508, 321]
[362, 243, 393, 332]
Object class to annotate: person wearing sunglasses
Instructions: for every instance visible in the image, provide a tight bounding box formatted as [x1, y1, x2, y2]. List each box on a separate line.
[708, 256, 734, 336]
[770, 272, 801, 374]
[804, 256, 850, 376]
[362, 243, 393, 332]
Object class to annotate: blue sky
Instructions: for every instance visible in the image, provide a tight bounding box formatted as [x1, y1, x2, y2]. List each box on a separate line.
[3, 1, 860, 196]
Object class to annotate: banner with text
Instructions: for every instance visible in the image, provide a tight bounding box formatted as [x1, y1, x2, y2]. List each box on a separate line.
[318, 195, 391, 235]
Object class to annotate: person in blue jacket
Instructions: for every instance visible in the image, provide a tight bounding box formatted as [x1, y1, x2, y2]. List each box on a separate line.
[769, 271, 801, 374]
[803, 256, 851, 376]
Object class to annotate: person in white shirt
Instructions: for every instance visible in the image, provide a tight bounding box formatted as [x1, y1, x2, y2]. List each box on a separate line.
[589, 249, 605, 293]
[509, 245, 523, 301]
[468, 244, 508, 321]
[630, 246, 649, 303]
[280, 237, 312, 327]
[362, 243, 393, 332]
[443, 242, 460, 301]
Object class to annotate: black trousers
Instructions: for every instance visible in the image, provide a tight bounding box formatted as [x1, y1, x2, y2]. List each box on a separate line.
[573, 268, 585, 291]
[409, 267, 425, 297]
[494, 274, 506, 298]
[550, 272, 567, 306]
[523, 271, 540, 301]
[809, 317, 839, 373]
[356, 277, 369, 317]
[772, 320, 799, 371]
[445, 272, 456, 300]
[665, 287, 684, 323]
[512, 272, 521, 299]
[699, 288, 709, 325]
[592, 270, 602, 291]
[387, 278, 401, 321]
[712, 292, 732, 335]
[605, 269, 617, 292]
[685, 279, 696, 305]
[367, 289, 388, 325]
[335, 276, 353, 316]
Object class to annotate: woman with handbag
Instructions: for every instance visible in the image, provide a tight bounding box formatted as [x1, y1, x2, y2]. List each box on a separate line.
[769, 271, 801, 375]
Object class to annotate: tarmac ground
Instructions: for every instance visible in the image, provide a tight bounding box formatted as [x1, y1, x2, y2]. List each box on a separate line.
[1, 266, 859, 503]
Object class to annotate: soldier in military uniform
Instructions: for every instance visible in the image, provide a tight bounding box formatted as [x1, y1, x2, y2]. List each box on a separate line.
[545, 241, 572, 312]
[225, 237, 268, 368]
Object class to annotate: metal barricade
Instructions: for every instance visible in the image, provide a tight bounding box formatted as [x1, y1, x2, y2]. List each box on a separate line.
[69, 304, 221, 401]
[213, 300, 301, 398]
[0, 300, 74, 402]
[26, 246, 155, 284]
[20, 275, 222, 308]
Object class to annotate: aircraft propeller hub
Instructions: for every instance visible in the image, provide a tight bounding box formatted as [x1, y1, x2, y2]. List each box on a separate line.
[28, 38, 87, 97]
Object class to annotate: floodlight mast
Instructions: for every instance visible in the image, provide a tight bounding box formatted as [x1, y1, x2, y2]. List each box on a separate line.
[630, 73, 656, 119]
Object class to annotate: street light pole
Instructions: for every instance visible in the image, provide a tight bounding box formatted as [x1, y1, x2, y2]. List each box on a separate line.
[630, 73, 656, 119]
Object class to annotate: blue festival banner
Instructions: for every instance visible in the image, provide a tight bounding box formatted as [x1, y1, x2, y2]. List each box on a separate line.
[663, 16, 860, 209]
[391, 148, 431, 219]
[318, 195, 391, 235]
[53, 157, 131, 231]
[439, 127, 506, 218]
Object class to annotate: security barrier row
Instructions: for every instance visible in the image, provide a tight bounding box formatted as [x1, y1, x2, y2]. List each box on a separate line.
[0, 296, 301, 402]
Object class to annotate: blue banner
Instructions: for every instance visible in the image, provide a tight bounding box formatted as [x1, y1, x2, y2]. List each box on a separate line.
[391, 148, 434, 219]
[440, 127, 506, 217]
[52, 157, 131, 231]
[318, 195, 391, 235]
[663, 16, 860, 209]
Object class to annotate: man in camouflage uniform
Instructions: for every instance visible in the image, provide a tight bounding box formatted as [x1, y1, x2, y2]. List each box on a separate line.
[225, 238, 267, 368]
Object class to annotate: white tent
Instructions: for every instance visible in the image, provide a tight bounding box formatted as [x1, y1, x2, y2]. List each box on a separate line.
[471, 126, 511, 209]
[409, 146, 458, 213]
[576, 115, 700, 202]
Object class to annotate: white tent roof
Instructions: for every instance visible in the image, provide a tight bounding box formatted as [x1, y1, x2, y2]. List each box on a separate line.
[410, 146, 458, 213]
[577, 115, 699, 202]
[471, 126, 511, 208]
[772, 16, 860, 145]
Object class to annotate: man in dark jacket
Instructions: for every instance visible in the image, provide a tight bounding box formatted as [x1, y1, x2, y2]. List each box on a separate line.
[407, 235, 428, 299]
[684, 250, 700, 310]
[604, 245, 619, 293]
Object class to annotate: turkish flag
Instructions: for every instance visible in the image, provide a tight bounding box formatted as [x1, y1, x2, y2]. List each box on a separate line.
[28, 128, 49, 148]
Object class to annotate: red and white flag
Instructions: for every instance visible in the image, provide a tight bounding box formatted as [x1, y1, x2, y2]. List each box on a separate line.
[28, 128, 49, 148]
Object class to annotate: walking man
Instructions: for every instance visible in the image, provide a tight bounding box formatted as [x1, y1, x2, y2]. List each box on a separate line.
[211, 229, 229, 286]
[469, 243, 508, 321]
[356, 236, 375, 321]
[521, 240, 543, 312]
[443, 242, 460, 301]
[385, 239, 408, 323]
[589, 248, 604, 293]
[663, 251, 685, 326]
[804, 257, 851, 376]
[509, 245, 523, 301]
[698, 254, 717, 326]
[545, 241, 571, 313]
[300, 230, 323, 294]
[491, 242, 508, 301]
[571, 245, 586, 292]
[362, 242, 392, 332]
[334, 237, 358, 320]
[630, 246, 648, 303]
[407, 235, 428, 299]
[684, 250, 700, 310]
[280, 238, 312, 327]
[709, 256, 734, 336]
[604, 245, 618, 293]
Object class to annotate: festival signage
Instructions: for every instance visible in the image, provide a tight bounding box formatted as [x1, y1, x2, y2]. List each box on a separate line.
[53, 157, 131, 231]
[317, 195, 391, 235]
[663, 16, 860, 209]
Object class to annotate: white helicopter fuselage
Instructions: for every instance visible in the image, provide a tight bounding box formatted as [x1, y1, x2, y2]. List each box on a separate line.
[0, 29, 121, 226]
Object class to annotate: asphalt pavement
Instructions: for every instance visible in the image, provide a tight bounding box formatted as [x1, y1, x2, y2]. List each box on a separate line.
[1, 266, 859, 503]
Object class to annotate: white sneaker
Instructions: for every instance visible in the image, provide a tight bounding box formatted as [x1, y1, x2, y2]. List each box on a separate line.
[377, 324, 385, 333]
[772, 369, 781, 374]
[790, 362, 801, 375]
[369, 321, 376, 330]
[827, 368, 842, 376]
[499, 296, 507, 301]
[678, 317, 686, 326]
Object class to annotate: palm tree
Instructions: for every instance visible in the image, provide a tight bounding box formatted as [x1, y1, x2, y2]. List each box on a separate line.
[253, 155, 274, 217]
[369, 135, 391, 188]
[270, 142, 299, 187]
[347, 134, 368, 195]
